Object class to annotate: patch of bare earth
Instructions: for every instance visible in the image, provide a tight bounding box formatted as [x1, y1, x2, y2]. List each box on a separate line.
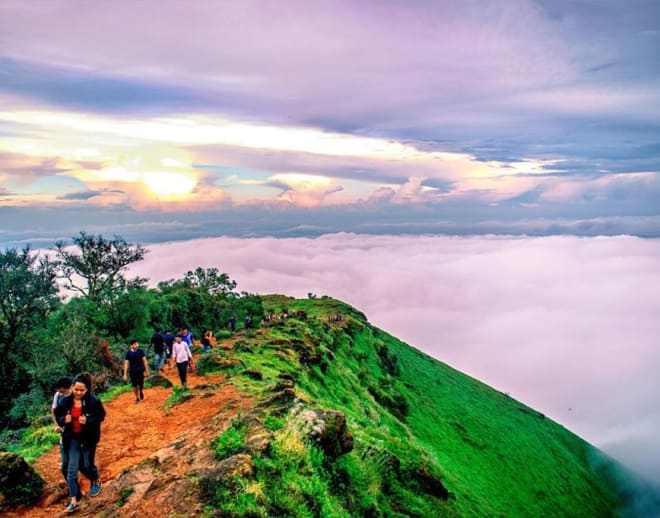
[5, 357, 255, 517]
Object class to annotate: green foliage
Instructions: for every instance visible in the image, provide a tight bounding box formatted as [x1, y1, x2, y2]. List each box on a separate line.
[263, 413, 286, 432]
[214, 419, 247, 458]
[164, 385, 190, 410]
[54, 232, 147, 304]
[116, 487, 135, 507]
[157, 268, 263, 334]
[203, 294, 634, 518]
[0, 246, 60, 426]
[99, 383, 133, 403]
[5, 424, 59, 464]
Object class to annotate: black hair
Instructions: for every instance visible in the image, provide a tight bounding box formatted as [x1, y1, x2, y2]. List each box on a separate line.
[130, 339, 138, 345]
[55, 376, 72, 389]
[73, 372, 93, 392]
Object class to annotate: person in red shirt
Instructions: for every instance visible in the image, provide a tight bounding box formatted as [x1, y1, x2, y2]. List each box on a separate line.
[54, 373, 106, 513]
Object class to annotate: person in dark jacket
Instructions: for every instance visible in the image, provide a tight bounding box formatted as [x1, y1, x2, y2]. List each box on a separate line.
[55, 373, 106, 513]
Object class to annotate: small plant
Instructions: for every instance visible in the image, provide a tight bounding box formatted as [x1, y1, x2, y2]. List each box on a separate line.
[99, 383, 133, 403]
[263, 413, 285, 432]
[214, 420, 246, 458]
[164, 386, 190, 410]
[116, 487, 135, 507]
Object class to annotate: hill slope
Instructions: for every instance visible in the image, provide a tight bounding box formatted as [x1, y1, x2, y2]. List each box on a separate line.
[6, 295, 660, 517]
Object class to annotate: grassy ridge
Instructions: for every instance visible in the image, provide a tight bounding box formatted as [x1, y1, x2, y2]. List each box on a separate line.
[198, 294, 631, 517]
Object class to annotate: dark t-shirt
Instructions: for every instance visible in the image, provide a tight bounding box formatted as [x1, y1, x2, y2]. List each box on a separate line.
[125, 348, 146, 372]
[150, 333, 165, 355]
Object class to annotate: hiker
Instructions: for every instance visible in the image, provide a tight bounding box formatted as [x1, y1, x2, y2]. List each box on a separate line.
[228, 316, 236, 332]
[123, 339, 150, 403]
[163, 329, 175, 360]
[150, 329, 166, 373]
[178, 327, 193, 346]
[171, 335, 192, 389]
[201, 329, 213, 351]
[54, 373, 106, 513]
[51, 376, 72, 433]
[245, 315, 253, 329]
[51, 377, 73, 485]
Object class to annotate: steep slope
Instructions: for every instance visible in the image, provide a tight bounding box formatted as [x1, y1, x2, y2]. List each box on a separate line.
[5, 294, 659, 517]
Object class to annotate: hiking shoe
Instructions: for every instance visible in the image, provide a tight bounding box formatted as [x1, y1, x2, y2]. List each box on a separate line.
[64, 502, 78, 513]
[90, 480, 102, 497]
[139, 390, 144, 400]
[135, 397, 140, 403]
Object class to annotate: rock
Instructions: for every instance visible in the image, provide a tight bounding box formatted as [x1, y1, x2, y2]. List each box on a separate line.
[290, 405, 353, 458]
[258, 388, 297, 408]
[268, 379, 294, 392]
[0, 452, 44, 510]
[199, 453, 255, 501]
[245, 425, 273, 453]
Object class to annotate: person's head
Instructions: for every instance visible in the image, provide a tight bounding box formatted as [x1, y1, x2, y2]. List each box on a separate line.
[72, 373, 92, 399]
[130, 339, 138, 351]
[55, 376, 72, 397]
[175, 336, 182, 343]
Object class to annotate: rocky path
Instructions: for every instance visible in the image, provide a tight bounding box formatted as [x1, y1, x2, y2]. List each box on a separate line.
[6, 353, 252, 517]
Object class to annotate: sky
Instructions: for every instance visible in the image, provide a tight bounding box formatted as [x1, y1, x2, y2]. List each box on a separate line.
[1, 0, 660, 491]
[1, 0, 660, 246]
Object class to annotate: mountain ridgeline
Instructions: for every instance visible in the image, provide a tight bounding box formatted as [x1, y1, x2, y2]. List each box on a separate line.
[5, 294, 660, 517]
[188, 295, 657, 517]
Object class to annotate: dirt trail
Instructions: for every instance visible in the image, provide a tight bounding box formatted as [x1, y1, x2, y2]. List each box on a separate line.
[6, 351, 252, 517]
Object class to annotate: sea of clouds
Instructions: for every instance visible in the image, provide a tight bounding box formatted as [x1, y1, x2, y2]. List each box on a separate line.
[128, 233, 660, 484]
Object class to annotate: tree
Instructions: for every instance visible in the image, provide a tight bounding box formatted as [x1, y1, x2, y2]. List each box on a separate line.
[0, 246, 60, 361]
[182, 267, 237, 295]
[0, 246, 60, 425]
[54, 232, 147, 304]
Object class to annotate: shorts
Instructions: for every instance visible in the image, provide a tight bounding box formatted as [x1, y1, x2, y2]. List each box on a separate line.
[129, 370, 145, 387]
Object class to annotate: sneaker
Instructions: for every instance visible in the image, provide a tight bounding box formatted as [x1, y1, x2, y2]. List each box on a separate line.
[135, 397, 140, 403]
[65, 502, 78, 513]
[139, 390, 144, 400]
[90, 480, 102, 497]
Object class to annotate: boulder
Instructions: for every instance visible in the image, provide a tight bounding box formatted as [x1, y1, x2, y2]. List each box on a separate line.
[290, 405, 354, 458]
[0, 452, 44, 510]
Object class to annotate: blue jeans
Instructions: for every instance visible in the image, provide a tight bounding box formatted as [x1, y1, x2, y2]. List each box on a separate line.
[154, 352, 165, 372]
[64, 437, 97, 497]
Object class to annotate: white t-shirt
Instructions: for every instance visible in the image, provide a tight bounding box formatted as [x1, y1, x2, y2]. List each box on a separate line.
[172, 341, 192, 363]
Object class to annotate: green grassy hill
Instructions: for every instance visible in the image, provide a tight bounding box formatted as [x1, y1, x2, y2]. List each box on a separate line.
[194, 294, 659, 517]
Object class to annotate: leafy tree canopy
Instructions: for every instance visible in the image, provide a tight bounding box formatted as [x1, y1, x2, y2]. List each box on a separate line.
[0, 246, 59, 348]
[54, 232, 147, 303]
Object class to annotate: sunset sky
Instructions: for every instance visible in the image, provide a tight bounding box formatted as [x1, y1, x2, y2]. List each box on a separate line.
[2, 0, 660, 486]
[1, 0, 659, 247]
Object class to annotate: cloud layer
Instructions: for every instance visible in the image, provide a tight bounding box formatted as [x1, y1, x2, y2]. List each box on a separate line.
[0, 1, 659, 239]
[127, 234, 660, 483]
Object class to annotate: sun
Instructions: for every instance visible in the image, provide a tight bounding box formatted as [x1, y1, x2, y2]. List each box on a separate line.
[142, 172, 196, 198]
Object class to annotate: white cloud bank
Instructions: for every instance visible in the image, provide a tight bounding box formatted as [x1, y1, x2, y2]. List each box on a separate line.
[129, 233, 660, 483]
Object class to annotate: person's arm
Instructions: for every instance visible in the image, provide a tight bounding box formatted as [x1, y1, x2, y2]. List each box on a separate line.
[54, 398, 70, 428]
[142, 352, 150, 377]
[51, 393, 62, 431]
[123, 358, 129, 381]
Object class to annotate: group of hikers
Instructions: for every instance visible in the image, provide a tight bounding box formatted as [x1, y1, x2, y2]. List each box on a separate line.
[50, 311, 341, 513]
[50, 326, 203, 513]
